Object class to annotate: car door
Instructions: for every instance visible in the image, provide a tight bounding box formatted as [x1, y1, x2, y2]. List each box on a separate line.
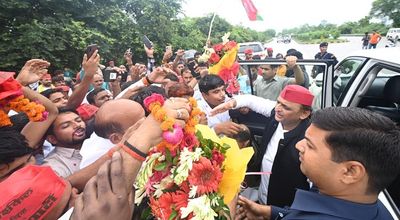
[320, 56, 400, 219]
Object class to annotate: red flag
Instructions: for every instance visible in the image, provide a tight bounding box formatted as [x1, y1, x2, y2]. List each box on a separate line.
[241, 0, 263, 21]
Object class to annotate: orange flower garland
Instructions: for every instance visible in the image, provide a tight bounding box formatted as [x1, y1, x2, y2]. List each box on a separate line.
[143, 94, 202, 153]
[0, 95, 48, 127]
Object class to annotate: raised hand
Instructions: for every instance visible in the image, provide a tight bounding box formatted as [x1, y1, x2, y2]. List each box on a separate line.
[176, 49, 185, 58]
[82, 50, 100, 78]
[126, 97, 190, 148]
[71, 152, 134, 220]
[286, 55, 297, 69]
[214, 121, 242, 137]
[147, 67, 169, 84]
[144, 45, 154, 58]
[16, 59, 50, 86]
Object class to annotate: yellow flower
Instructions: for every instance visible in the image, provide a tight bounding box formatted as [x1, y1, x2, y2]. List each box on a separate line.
[209, 45, 238, 75]
[195, 124, 254, 204]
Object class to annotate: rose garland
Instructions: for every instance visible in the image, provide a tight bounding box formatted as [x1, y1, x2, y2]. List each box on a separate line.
[0, 95, 48, 127]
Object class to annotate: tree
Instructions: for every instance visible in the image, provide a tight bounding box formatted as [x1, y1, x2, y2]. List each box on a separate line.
[370, 0, 400, 27]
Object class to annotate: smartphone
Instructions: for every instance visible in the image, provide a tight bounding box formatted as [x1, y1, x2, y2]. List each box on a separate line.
[85, 44, 98, 58]
[142, 35, 153, 49]
[103, 69, 117, 82]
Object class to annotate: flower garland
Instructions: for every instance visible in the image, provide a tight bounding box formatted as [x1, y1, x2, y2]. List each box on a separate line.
[199, 32, 241, 95]
[136, 94, 254, 220]
[0, 74, 48, 127]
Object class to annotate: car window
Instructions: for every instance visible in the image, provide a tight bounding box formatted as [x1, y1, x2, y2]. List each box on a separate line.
[332, 58, 364, 105]
[239, 44, 263, 53]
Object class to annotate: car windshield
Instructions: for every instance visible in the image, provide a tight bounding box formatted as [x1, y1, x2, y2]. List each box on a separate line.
[239, 44, 263, 53]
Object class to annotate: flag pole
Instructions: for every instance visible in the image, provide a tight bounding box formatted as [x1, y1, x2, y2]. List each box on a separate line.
[206, 13, 217, 47]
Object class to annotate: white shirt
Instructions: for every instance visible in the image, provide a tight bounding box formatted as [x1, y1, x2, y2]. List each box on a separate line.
[197, 94, 231, 128]
[234, 94, 279, 204]
[259, 124, 285, 204]
[79, 132, 114, 169]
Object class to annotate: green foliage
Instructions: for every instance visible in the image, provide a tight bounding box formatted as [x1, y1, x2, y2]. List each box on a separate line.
[370, 0, 400, 27]
[0, 0, 271, 73]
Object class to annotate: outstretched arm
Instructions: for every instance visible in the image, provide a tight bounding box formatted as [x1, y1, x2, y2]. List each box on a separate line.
[67, 51, 100, 109]
[16, 59, 58, 148]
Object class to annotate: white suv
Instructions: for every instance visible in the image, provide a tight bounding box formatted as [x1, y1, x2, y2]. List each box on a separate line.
[386, 28, 400, 41]
[238, 42, 267, 60]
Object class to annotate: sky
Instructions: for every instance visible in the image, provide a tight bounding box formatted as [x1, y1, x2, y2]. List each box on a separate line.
[182, 0, 375, 32]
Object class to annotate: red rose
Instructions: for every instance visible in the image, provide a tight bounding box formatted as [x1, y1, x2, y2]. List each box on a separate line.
[208, 53, 221, 64]
[179, 134, 199, 151]
[143, 93, 165, 111]
[211, 149, 225, 166]
[213, 43, 224, 52]
[224, 41, 237, 51]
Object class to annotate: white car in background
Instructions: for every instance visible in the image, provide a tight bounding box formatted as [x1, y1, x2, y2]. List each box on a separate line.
[238, 42, 267, 60]
[386, 28, 400, 41]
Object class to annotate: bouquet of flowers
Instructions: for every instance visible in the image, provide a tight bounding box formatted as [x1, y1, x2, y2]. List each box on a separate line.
[0, 72, 48, 127]
[199, 33, 241, 95]
[135, 94, 254, 220]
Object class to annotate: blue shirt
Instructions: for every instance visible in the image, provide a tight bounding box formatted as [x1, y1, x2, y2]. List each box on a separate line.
[271, 189, 393, 220]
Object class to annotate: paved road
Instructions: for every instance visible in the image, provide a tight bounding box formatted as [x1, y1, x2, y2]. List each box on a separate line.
[264, 36, 394, 62]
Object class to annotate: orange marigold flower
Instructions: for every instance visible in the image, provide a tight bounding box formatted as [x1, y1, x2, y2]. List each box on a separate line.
[150, 104, 161, 113]
[148, 102, 161, 112]
[189, 97, 197, 108]
[160, 118, 175, 131]
[0, 110, 12, 127]
[154, 108, 167, 121]
[190, 107, 202, 117]
[184, 126, 196, 135]
[187, 118, 197, 127]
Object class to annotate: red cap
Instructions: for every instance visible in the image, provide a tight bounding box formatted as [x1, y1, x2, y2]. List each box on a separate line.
[267, 48, 273, 52]
[279, 85, 314, 106]
[0, 165, 66, 219]
[56, 85, 70, 93]
[0, 72, 23, 101]
[76, 104, 98, 121]
[244, 48, 253, 54]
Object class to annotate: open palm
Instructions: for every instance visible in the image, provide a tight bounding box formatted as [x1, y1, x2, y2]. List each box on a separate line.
[17, 59, 50, 86]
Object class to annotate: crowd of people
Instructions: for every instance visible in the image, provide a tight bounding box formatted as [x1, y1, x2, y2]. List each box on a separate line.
[0, 39, 399, 220]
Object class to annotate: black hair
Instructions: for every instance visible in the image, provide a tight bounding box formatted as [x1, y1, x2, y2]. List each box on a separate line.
[199, 75, 225, 94]
[53, 69, 64, 76]
[87, 88, 106, 105]
[312, 107, 400, 193]
[40, 88, 62, 99]
[9, 113, 29, 132]
[51, 75, 64, 84]
[165, 73, 179, 82]
[0, 126, 33, 164]
[252, 55, 261, 60]
[130, 86, 167, 116]
[46, 107, 79, 136]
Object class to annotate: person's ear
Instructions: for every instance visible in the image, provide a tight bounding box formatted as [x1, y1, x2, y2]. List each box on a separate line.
[299, 109, 311, 120]
[340, 161, 366, 185]
[0, 164, 9, 177]
[47, 135, 58, 145]
[109, 133, 122, 144]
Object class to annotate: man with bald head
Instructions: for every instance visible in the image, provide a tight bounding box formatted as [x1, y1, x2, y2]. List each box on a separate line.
[79, 99, 145, 168]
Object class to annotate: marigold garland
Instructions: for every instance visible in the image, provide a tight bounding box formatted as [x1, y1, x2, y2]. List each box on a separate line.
[0, 95, 48, 127]
[143, 94, 202, 153]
